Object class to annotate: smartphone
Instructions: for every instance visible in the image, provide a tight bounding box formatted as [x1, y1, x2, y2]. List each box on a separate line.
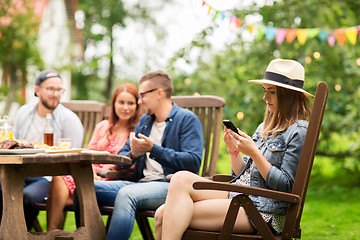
[223, 120, 239, 135]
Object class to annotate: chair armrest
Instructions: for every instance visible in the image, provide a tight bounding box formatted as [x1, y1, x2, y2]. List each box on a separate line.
[193, 181, 300, 203]
[212, 174, 234, 182]
[96, 170, 134, 181]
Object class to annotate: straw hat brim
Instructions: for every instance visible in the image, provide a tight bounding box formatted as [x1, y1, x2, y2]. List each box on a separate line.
[249, 79, 314, 98]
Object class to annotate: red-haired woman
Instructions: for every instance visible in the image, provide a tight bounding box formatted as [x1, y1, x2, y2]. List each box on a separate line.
[46, 83, 141, 230]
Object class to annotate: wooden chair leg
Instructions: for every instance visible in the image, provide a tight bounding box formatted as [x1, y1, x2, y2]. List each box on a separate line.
[135, 215, 154, 240]
[237, 195, 275, 240]
[33, 217, 43, 232]
[105, 213, 112, 233]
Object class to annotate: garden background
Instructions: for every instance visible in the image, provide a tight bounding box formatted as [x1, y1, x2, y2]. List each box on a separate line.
[2, 0, 360, 239]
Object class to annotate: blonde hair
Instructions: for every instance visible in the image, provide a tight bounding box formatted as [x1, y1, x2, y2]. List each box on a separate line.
[261, 86, 311, 138]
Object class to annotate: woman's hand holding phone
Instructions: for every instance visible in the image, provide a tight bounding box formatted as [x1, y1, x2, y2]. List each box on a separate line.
[223, 120, 241, 153]
[223, 120, 239, 135]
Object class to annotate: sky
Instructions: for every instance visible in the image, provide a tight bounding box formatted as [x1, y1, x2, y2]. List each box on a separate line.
[92, 0, 248, 80]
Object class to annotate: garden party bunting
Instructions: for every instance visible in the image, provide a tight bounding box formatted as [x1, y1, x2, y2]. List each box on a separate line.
[202, 1, 359, 46]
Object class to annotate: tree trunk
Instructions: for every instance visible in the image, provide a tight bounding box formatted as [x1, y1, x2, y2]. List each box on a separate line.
[3, 62, 19, 117]
[105, 31, 114, 102]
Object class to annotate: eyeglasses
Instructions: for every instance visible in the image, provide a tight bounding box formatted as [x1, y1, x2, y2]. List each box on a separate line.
[139, 88, 159, 98]
[42, 87, 65, 95]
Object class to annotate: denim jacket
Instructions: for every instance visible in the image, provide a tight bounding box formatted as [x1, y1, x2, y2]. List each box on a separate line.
[119, 103, 204, 182]
[231, 120, 308, 213]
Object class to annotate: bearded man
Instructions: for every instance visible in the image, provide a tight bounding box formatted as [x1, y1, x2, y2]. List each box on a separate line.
[5, 69, 84, 230]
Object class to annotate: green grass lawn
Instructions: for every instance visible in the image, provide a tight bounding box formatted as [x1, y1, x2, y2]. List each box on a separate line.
[34, 152, 360, 239]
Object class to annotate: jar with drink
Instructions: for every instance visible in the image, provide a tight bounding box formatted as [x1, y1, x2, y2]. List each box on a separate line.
[0, 115, 15, 142]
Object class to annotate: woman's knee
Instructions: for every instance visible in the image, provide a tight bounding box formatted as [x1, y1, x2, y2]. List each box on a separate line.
[169, 171, 198, 192]
[154, 204, 165, 228]
[170, 171, 196, 185]
[52, 176, 64, 184]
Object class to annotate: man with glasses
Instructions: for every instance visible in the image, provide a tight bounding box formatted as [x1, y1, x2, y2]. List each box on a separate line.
[8, 69, 84, 231]
[74, 70, 203, 240]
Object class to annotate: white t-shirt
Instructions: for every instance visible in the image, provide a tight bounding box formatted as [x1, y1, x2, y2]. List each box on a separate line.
[25, 111, 52, 182]
[25, 111, 46, 142]
[140, 121, 166, 182]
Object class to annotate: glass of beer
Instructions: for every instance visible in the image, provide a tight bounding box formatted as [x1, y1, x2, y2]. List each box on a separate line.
[58, 138, 72, 149]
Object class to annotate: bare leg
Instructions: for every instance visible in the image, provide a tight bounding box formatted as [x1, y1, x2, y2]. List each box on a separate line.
[189, 199, 255, 233]
[47, 176, 73, 230]
[160, 171, 229, 240]
[159, 171, 256, 240]
[154, 204, 165, 240]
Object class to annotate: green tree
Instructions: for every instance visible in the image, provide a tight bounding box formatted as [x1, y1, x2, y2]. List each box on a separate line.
[0, 0, 43, 115]
[71, 0, 171, 103]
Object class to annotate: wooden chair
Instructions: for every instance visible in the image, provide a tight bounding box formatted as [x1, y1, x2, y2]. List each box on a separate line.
[98, 95, 226, 239]
[181, 82, 328, 240]
[61, 100, 107, 147]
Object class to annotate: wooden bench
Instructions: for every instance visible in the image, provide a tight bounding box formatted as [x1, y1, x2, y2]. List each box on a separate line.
[34, 95, 226, 239]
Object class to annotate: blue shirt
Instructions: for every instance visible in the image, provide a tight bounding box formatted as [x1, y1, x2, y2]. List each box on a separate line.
[119, 103, 204, 182]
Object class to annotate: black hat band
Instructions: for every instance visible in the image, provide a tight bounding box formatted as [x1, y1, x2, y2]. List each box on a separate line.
[264, 71, 304, 89]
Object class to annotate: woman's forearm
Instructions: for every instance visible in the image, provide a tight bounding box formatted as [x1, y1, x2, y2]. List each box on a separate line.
[230, 152, 245, 176]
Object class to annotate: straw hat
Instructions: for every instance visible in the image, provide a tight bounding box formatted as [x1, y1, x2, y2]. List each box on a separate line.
[249, 59, 314, 97]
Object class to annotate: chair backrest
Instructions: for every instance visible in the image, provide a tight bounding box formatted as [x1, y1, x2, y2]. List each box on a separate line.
[283, 82, 328, 238]
[171, 95, 226, 177]
[61, 100, 107, 148]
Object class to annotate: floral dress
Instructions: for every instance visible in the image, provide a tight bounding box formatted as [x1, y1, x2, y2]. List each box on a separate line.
[228, 161, 286, 234]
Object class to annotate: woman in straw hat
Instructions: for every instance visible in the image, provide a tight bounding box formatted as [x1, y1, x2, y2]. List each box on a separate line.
[154, 59, 314, 238]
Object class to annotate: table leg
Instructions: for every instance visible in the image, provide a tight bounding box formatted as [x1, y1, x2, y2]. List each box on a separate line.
[0, 165, 27, 239]
[70, 163, 106, 240]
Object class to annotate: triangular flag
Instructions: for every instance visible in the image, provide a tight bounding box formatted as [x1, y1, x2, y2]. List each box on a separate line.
[265, 26, 276, 41]
[327, 35, 335, 47]
[236, 18, 242, 28]
[212, 11, 219, 21]
[308, 28, 320, 38]
[208, 6, 212, 14]
[334, 29, 346, 45]
[286, 29, 297, 43]
[248, 24, 255, 33]
[202, 1, 205, 6]
[319, 30, 328, 43]
[276, 28, 286, 45]
[221, 13, 226, 20]
[297, 29, 308, 45]
[256, 26, 265, 41]
[345, 27, 357, 45]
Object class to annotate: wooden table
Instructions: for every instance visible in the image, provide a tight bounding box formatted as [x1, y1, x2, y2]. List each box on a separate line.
[0, 150, 131, 240]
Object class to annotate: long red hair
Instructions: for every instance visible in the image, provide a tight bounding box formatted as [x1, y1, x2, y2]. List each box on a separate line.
[108, 83, 141, 135]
